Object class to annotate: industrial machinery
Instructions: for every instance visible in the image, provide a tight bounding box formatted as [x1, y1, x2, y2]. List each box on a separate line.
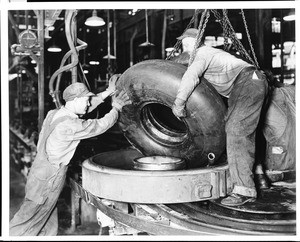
[70, 61, 296, 236]
[9, 9, 296, 236]
[71, 10, 296, 235]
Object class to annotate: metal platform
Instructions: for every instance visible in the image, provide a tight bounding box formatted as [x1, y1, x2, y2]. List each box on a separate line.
[72, 148, 296, 236]
[69, 178, 296, 235]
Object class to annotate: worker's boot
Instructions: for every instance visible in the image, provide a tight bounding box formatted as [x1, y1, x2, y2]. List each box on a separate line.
[255, 164, 269, 190]
[255, 174, 269, 189]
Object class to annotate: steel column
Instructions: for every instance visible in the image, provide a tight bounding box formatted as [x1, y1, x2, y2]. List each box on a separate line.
[37, 10, 45, 132]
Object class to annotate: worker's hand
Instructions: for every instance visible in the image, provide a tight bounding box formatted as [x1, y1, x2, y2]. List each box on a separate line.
[112, 90, 132, 112]
[106, 74, 122, 96]
[172, 98, 187, 118]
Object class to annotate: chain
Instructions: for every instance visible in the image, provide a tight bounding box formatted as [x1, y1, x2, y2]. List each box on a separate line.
[213, 9, 254, 65]
[166, 9, 201, 60]
[222, 9, 256, 65]
[241, 9, 260, 68]
[189, 10, 210, 66]
[211, 10, 229, 51]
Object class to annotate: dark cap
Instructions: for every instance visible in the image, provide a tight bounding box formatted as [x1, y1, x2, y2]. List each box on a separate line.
[63, 82, 95, 102]
[176, 28, 198, 40]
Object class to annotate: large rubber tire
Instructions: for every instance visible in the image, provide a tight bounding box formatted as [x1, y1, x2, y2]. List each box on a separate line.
[116, 59, 227, 168]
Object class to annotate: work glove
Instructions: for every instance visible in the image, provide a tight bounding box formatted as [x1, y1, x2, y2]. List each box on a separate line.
[172, 98, 187, 118]
[112, 90, 132, 112]
[106, 74, 122, 96]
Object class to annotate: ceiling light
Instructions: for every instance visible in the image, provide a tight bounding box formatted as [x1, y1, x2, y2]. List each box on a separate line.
[139, 41, 155, 47]
[85, 10, 105, 27]
[139, 10, 155, 47]
[165, 47, 174, 52]
[283, 14, 295, 21]
[89, 60, 100, 65]
[47, 44, 62, 52]
[103, 54, 116, 59]
[9, 73, 19, 81]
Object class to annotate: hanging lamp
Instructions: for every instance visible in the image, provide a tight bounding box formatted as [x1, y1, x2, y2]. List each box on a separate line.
[283, 9, 295, 21]
[47, 41, 62, 52]
[85, 10, 105, 27]
[103, 10, 116, 59]
[139, 9, 155, 47]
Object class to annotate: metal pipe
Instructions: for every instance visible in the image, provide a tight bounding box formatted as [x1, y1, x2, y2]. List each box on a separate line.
[113, 9, 117, 58]
[37, 10, 45, 132]
[280, 10, 284, 83]
[71, 12, 77, 84]
[107, 9, 112, 79]
[194, 9, 198, 28]
[25, 10, 29, 29]
[18, 70, 23, 125]
[130, 27, 138, 66]
[145, 9, 149, 43]
[161, 10, 167, 59]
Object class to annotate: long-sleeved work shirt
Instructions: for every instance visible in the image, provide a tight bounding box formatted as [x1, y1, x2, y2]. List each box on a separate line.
[176, 46, 252, 100]
[38, 106, 119, 168]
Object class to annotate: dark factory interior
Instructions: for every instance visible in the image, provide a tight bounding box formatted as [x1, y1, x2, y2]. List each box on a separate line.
[5, 6, 297, 239]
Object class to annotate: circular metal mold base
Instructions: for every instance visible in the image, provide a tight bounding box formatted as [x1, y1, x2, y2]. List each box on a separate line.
[82, 148, 229, 204]
[133, 156, 185, 171]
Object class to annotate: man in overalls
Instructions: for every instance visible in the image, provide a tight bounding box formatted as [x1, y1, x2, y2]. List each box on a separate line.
[172, 28, 269, 206]
[10, 75, 131, 236]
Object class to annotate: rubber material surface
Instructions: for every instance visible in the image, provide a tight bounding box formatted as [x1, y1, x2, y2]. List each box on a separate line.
[116, 59, 227, 168]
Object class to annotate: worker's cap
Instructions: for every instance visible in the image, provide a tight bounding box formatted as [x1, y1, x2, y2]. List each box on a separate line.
[176, 28, 198, 40]
[63, 82, 95, 102]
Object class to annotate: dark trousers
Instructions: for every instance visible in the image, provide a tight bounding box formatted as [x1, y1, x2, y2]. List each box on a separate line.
[9, 166, 67, 236]
[225, 69, 268, 197]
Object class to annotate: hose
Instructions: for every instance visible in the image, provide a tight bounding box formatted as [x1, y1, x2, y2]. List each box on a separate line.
[49, 10, 88, 108]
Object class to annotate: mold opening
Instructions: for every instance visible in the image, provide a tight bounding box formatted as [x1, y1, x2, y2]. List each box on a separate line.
[141, 103, 188, 145]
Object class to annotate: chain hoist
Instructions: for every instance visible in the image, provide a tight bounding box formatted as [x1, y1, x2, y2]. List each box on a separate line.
[188, 10, 210, 66]
[168, 9, 260, 69]
[240, 9, 260, 68]
[166, 9, 202, 60]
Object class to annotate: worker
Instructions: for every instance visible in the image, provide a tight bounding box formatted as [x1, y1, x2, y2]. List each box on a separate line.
[9, 75, 131, 236]
[172, 28, 269, 206]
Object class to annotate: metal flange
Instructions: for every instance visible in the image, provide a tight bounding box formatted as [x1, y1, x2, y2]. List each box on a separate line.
[82, 148, 229, 204]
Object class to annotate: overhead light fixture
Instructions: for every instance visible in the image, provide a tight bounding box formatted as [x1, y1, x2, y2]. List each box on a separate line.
[9, 73, 19, 81]
[89, 60, 100, 65]
[103, 10, 117, 60]
[103, 54, 116, 59]
[165, 47, 174, 52]
[85, 10, 105, 27]
[283, 14, 295, 21]
[139, 9, 155, 47]
[47, 44, 62, 52]
[283, 9, 295, 21]
[139, 41, 155, 47]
